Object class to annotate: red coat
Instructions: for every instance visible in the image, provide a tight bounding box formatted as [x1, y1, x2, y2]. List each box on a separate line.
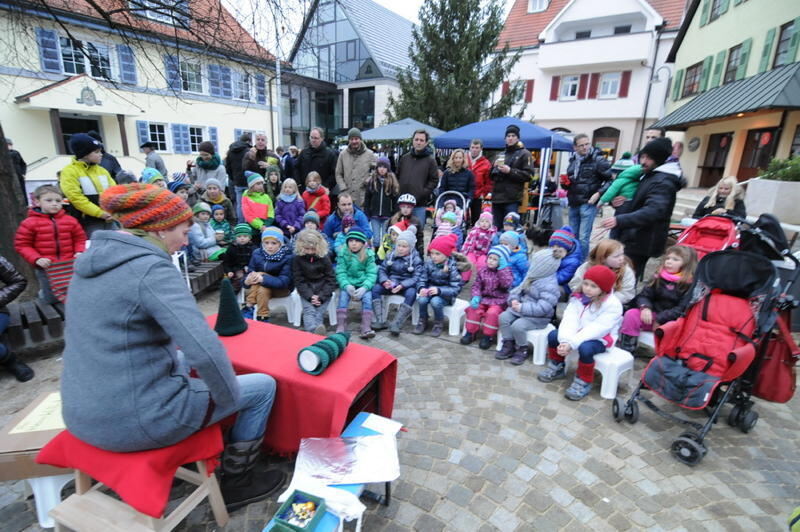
[469, 155, 492, 198]
[15, 208, 87, 265]
[302, 185, 332, 226]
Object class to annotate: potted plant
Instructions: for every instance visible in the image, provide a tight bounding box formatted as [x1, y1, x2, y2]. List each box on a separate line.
[745, 156, 800, 224]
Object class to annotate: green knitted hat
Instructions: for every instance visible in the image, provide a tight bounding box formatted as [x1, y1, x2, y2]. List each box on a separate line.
[234, 223, 252, 237]
[214, 278, 248, 336]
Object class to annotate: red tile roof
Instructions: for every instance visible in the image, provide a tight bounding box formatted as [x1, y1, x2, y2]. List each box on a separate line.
[41, 0, 275, 62]
[498, 0, 687, 49]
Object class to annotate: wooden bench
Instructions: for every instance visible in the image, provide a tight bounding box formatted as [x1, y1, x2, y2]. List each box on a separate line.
[186, 261, 224, 295]
[3, 301, 65, 353]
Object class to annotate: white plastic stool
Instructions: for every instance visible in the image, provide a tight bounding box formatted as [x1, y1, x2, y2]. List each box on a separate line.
[565, 346, 634, 399]
[254, 289, 302, 326]
[496, 324, 555, 366]
[28, 473, 74, 529]
[442, 299, 470, 336]
[327, 292, 339, 326]
[381, 295, 419, 325]
[639, 331, 656, 349]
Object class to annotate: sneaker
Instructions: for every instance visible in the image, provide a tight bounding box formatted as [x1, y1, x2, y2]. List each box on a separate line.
[537, 361, 566, 382]
[565, 377, 592, 401]
[241, 306, 254, 320]
[256, 315, 270, 322]
[460, 332, 475, 345]
[479, 335, 495, 350]
[430, 321, 444, 337]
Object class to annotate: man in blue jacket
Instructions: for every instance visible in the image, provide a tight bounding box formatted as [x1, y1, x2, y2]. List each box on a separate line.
[323, 193, 373, 244]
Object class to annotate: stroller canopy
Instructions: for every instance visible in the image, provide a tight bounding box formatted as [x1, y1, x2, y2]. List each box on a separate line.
[694, 249, 776, 300]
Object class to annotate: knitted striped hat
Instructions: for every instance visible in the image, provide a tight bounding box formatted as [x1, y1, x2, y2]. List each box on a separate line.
[346, 230, 368, 243]
[261, 226, 285, 243]
[487, 245, 510, 269]
[167, 180, 189, 194]
[245, 171, 264, 187]
[192, 202, 212, 215]
[100, 183, 193, 231]
[303, 210, 320, 226]
[549, 225, 576, 252]
[233, 223, 252, 237]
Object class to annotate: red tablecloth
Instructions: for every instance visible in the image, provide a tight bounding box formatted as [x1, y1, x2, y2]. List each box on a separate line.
[207, 316, 397, 455]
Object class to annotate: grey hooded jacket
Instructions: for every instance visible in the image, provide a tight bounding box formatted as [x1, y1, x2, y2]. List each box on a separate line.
[60, 230, 240, 452]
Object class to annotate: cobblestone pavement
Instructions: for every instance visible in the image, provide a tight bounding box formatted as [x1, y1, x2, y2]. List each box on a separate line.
[2, 243, 799, 532]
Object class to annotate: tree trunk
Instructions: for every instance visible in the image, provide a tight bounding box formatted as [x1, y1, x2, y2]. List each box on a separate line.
[0, 122, 38, 300]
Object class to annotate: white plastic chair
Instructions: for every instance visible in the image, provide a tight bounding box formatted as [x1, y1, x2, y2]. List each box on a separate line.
[442, 299, 470, 336]
[496, 323, 556, 366]
[27, 474, 74, 529]
[381, 295, 419, 325]
[171, 251, 190, 290]
[327, 292, 339, 326]
[639, 331, 656, 349]
[565, 346, 634, 399]
[254, 289, 302, 326]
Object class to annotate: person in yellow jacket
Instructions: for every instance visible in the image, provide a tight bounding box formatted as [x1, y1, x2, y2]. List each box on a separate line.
[59, 133, 116, 235]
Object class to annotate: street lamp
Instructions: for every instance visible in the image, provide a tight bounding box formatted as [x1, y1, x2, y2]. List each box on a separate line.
[650, 65, 672, 84]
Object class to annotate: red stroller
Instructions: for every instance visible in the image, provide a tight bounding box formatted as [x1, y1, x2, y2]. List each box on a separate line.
[613, 217, 800, 466]
[676, 215, 739, 259]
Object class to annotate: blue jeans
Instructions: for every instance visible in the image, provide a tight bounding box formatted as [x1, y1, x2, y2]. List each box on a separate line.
[212, 373, 277, 443]
[492, 202, 519, 231]
[417, 294, 453, 321]
[372, 284, 416, 306]
[412, 206, 428, 229]
[370, 218, 388, 248]
[0, 313, 9, 362]
[547, 329, 605, 363]
[568, 203, 597, 260]
[235, 185, 248, 223]
[338, 288, 373, 311]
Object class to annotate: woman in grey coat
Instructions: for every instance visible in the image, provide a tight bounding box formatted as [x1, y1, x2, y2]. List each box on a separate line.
[497, 249, 561, 365]
[60, 183, 283, 511]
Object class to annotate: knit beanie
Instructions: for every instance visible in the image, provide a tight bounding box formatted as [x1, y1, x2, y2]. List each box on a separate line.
[211, 204, 225, 215]
[100, 183, 193, 231]
[192, 202, 212, 215]
[261, 226, 285, 243]
[346, 230, 368, 244]
[245, 171, 264, 187]
[341, 214, 356, 231]
[639, 137, 673, 167]
[347, 127, 362, 139]
[214, 278, 248, 336]
[429, 233, 458, 258]
[69, 133, 103, 160]
[233, 223, 252, 237]
[397, 228, 417, 249]
[499, 230, 519, 248]
[441, 211, 457, 225]
[205, 177, 222, 189]
[488, 245, 510, 269]
[549, 225, 576, 252]
[198, 140, 215, 155]
[141, 167, 164, 185]
[503, 212, 521, 228]
[168, 180, 189, 194]
[376, 156, 391, 169]
[505, 124, 520, 137]
[303, 210, 320, 226]
[584, 265, 616, 294]
[525, 249, 561, 281]
[478, 210, 493, 224]
[265, 165, 281, 177]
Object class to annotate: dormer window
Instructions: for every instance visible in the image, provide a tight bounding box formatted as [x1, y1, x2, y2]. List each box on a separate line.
[130, 0, 190, 27]
[528, 0, 549, 14]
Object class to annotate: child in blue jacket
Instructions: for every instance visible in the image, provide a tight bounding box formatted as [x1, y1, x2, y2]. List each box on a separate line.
[371, 227, 423, 336]
[550, 226, 582, 297]
[243, 226, 293, 322]
[499, 231, 528, 288]
[414, 234, 464, 337]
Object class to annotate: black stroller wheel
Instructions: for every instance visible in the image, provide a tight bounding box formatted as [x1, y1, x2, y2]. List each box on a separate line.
[677, 431, 703, 444]
[739, 410, 759, 433]
[624, 401, 639, 424]
[612, 398, 624, 422]
[727, 405, 742, 427]
[671, 436, 707, 466]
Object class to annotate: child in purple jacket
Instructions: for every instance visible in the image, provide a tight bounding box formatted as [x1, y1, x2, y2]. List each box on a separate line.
[275, 178, 306, 239]
[461, 246, 514, 350]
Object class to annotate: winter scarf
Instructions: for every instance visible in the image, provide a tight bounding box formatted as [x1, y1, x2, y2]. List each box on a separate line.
[196, 154, 222, 170]
[279, 192, 299, 203]
[259, 245, 289, 263]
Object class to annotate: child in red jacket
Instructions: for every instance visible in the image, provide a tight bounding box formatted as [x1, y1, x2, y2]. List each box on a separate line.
[14, 185, 86, 303]
[302, 171, 331, 227]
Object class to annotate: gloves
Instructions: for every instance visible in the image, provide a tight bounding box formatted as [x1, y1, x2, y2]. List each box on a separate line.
[346, 285, 356, 296]
[470, 296, 481, 309]
[353, 287, 366, 300]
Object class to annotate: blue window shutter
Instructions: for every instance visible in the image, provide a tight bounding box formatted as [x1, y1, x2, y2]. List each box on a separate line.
[234, 128, 243, 142]
[116, 44, 137, 85]
[208, 64, 221, 97]
[36, 28, 62, 73]
[220, 67, 232, 99]
[175, 0, 190, 27]
[171, 123, 190, 154]
[164, 55, 180, 90]
[136, 121, 149, 147]
[209, 127, 219, 153]
[255, 74, 266, 105]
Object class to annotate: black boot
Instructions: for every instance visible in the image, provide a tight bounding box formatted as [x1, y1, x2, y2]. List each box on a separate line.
[1, 351, 34, 382]
[460, 331, 475, 345]
[220, 438, 286, 511]
[617, 333, 638, 354]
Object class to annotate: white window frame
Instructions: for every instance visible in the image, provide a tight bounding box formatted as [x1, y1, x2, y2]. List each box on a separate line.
[148, 122, 169, 152]
[135, 0, 178, 25]
[233, 71, 251, 101]
[188, 126, 206, 152]
[598, 72, 621, 99]
[58, 35, 116, 80]
[559, 75, 579, 100]
[180, 60, 203, 94]
[527, 0, 548, 13]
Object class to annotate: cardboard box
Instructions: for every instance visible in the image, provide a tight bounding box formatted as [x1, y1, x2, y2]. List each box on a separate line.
[0, 391, 70, 482]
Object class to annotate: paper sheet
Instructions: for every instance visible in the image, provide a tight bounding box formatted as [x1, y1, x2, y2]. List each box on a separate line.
[360, 413, 403, 436]
[9, 392, 65, 434]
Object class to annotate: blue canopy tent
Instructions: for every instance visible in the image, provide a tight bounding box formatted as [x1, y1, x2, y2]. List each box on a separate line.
[361, 118, 446, 141]
[434, 117, 574, 224]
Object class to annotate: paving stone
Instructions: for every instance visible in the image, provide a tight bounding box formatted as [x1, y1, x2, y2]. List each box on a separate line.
[488, 506, 519, 531]
[414, 513, 446, 532]
[410, 487, 438, 513]
[445, 484, 473, 508]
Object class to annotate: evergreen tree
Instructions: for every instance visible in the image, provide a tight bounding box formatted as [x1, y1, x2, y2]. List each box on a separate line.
[385, 0, 524, 131]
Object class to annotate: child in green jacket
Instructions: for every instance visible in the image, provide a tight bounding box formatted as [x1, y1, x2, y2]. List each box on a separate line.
[335, 230, 378, 339]
[600, 164, 643, 206]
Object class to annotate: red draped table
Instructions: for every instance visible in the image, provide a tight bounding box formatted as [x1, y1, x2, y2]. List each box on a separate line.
[207, 316, 397, 455]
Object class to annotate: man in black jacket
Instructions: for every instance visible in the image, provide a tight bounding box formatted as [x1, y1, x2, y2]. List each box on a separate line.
[602, 137, 684, 280]
[7, 138, 28, 205]
[225, 133, 252, 222]
[397, 129, 439, 226]
[296, 127, 338, 198]
[564, 134, 612, 260]
[489, 124, 533, 230]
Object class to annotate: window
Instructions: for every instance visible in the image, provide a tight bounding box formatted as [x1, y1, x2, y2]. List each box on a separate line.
[148, 123, 168, 151]
[132, 0, 188, 26]
[180, 61, 202, 93]
[614, 25, 632, 35]
[86, 43, 112, 79]
[599, 72, 621, 98]
[233, 71, 250, 100]
[527, 0, 548, 13]
[723, 44, 741, 84]
[682, 61, 703, 97]
[575, 30, 591, 40]
[773, 21, 795, 68]
[560, 75, 579, 100]
[58, 37, 113, 79]
[709, 0, 726, 22]
[790, 125, 800, 158]
[188, 126, 205, 152]
[60, 37, 85, 75]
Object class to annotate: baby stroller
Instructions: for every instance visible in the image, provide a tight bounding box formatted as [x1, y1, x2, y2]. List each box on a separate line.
[433, 191, 469, 241]
[613, 231, 798, 466]
[676, 214, 739, 259]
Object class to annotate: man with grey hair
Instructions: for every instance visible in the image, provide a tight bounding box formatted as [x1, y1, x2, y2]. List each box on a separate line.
[468, 138, 491, 226]
[296, 126, 337, 198]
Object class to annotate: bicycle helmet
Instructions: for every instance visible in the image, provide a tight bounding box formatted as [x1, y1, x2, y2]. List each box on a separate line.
[398, 193, 417, 206]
